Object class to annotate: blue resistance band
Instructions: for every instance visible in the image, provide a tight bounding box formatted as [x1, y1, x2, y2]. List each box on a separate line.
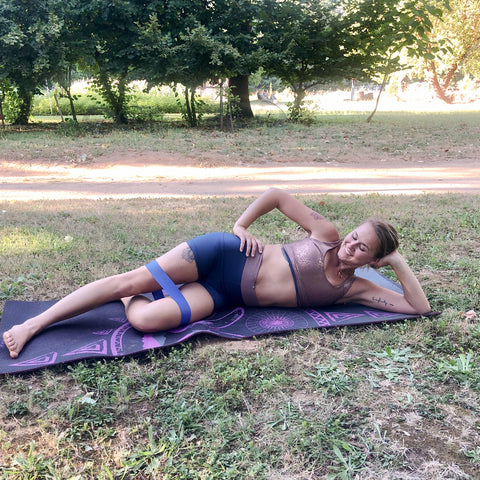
[145, 260, 191, 326]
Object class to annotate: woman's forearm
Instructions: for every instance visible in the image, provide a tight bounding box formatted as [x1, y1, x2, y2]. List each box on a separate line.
[233, 187, 281, 233]
[389, 253, 431, 314]
[233, 188, 284, 255]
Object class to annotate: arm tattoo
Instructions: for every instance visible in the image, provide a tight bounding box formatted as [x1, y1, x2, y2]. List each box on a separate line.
[310, 212, 325, 221]
[182, 246, 195, 263]
[371, 296, 394, 308]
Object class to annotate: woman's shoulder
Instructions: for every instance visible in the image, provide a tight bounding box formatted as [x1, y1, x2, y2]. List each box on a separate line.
[309, 221, 340, 243]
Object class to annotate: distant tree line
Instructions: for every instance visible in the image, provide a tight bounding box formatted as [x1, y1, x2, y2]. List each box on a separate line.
[0, 0, 458, 126]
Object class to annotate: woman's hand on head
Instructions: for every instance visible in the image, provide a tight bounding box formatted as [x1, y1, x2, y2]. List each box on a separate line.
[370, 250, 403, 269]
[233, 225, 264, 257]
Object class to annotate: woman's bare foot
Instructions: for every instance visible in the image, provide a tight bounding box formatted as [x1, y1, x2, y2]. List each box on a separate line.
[3, 324, 35, 359]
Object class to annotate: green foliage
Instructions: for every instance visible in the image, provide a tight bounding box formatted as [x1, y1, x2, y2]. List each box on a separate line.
[31, 89, 218, 120]
[6, 399, 29, 417]
[428, 0, 480, 78]
[327, 444, 367, 480]
[0, 0, 453, 126]
[0, 274, 47, 301]
[0, 0, 65, 124]
[432, 351, 480, 389]
[368, 346, 421, 383]
[257, 0, 447, 118]
[464, 446, 480, 464]
[1, 443, 56, 480]
[306, 359, 358, 396]
[0, 81, 22, 123]
[173, 85, 207, 127]
[258, 0, 346, 118]
[117, 425, 176, 479]
[33, 92, 105, 116]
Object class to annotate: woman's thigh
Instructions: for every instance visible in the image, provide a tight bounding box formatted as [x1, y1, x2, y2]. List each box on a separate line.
[115, 242, 200, 297]
[156, 242, 200, 284]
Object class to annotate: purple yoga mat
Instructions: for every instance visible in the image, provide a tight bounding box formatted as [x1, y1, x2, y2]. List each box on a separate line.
[0, 268, 419, 375]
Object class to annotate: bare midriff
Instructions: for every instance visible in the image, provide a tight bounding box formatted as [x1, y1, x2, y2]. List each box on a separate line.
[254, 244, 298, 307]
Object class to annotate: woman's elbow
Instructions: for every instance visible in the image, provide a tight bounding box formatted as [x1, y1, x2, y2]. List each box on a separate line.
[409, 299, 432, 315]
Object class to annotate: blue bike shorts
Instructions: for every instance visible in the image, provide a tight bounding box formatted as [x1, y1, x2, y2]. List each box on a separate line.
[187, 232, 248, 310]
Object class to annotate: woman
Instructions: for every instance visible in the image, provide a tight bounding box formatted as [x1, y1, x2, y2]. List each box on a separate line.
[2, 188, 430, 359]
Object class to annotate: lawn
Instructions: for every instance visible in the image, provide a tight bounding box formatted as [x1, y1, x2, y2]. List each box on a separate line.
[1, 110, 480, 479]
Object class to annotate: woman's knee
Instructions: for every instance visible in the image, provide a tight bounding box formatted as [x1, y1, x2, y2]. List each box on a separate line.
[126, 305, 159, 333]
[126, 297, 182, 333]
[128, 313, 158, 333]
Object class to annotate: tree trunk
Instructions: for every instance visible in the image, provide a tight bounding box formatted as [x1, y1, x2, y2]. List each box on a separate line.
[0, 100, 5, 129]
[184, 86, 198, 127]
[114, 77, 128, 124]
[66, 89, 78, 122]
[228, 75, 253, 118]
[428, 61, 455, 104]
[293, 88, 306, 112]
[366, 69, 390, 123]
[190, 88, 197, 126]
[427, 46, 471, 104]
[54, 92, 65, 124]
[288, 84, 306, 122]
[59, 67, 78, 122]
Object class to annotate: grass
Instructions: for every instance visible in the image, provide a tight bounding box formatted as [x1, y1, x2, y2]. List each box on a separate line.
[1, 105, 480, 166]
[1, 110, 480, 479]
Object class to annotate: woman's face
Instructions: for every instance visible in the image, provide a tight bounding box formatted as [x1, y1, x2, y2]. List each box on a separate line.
[338, 222, 380, 267]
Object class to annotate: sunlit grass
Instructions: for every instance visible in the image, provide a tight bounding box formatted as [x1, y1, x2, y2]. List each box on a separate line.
[0, 227, 73, 255]
[2, 107, 478, 168]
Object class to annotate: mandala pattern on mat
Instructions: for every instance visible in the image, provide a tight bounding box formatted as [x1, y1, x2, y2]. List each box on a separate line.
[245, 310, 309, 334]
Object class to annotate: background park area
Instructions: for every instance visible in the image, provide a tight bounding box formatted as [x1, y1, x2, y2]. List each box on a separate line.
[2, 0, 480, 477]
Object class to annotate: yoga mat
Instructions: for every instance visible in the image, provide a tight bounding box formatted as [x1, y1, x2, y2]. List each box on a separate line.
[0, 268, 420, 375]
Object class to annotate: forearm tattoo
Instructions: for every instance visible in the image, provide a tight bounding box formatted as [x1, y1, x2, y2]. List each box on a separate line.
[182, 246, 195, 263]
[310, 211, 325, 221]
[371, 296, 394, 308]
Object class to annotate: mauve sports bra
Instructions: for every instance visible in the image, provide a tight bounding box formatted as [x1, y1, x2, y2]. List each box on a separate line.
[240, 237, 356, 307]
[282, 237, 356, 307]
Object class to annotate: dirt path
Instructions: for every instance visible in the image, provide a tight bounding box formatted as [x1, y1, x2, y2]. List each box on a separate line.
[1, 151, 480, 200]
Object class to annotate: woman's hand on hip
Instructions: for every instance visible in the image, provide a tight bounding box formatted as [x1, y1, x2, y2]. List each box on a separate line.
[233, 226, 264, 257]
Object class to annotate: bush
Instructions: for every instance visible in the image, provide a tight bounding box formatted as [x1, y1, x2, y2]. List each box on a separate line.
[32, 90, 219, 119]
[2, 88, 23, 123]
[32, 93, 105, 116]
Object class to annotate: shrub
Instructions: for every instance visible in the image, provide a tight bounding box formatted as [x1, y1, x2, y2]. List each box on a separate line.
[32, 90, 219, 119]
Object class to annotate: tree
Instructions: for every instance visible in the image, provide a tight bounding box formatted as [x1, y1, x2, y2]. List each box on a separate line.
[257, 0, 446, 121]
[0, 79, 12, 127]
[425, 0, 480, 103]
[0, 0, 149, 124]
[340, 0, 447, 121]
[74, 0, 152, 124]
[0, 0, 65, 124]
[257, 0, 350, 120]
[49, 1, 95, 123]
[207, 0, 259, 119]
[168, 24, 240, 126]
[138, 0, 243, 126]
